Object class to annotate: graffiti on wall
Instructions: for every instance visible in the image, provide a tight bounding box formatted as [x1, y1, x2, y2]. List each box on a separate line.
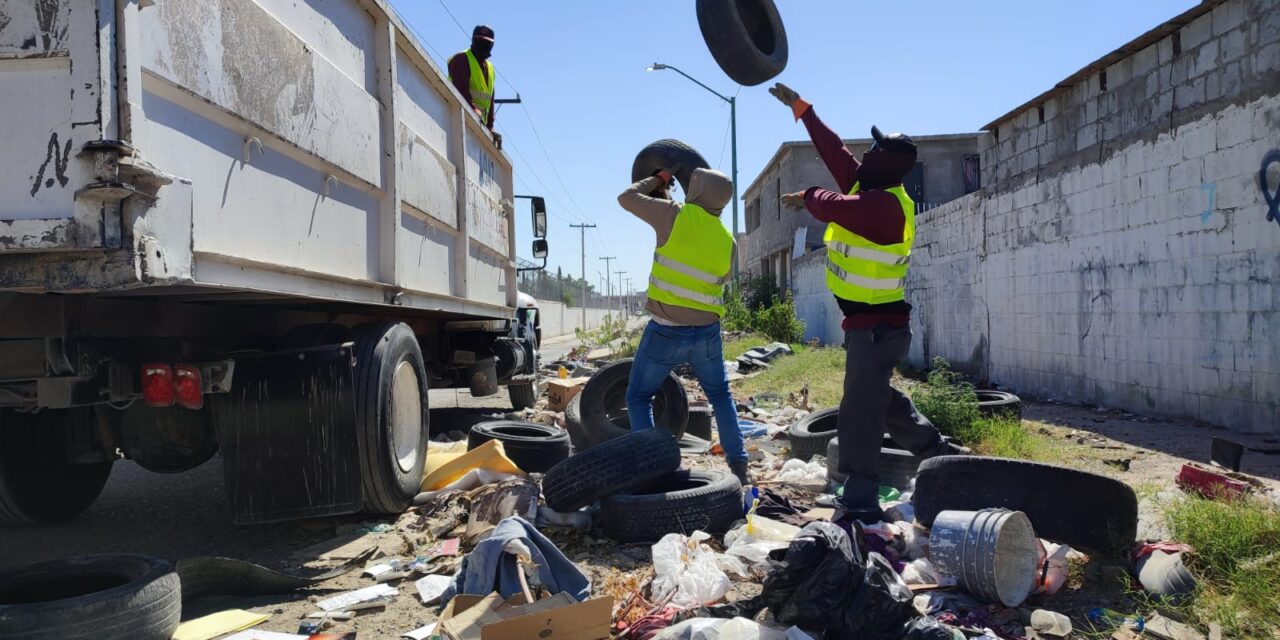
[1263, 150, 1280, 228]
[1200, 183, 1216, 223]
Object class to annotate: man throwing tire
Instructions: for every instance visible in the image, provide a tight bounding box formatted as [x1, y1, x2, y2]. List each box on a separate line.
[618, 168, 750, 486]
[769, 83, 966, 522]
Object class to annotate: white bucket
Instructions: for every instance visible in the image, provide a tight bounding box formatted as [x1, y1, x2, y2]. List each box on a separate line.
[928, 509, 1039, 607]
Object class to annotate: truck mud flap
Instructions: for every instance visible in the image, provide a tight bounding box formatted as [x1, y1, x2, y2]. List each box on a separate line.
[211, 345, 363, 524]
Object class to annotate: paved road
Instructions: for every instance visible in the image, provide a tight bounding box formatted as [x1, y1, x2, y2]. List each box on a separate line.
[0, 332, 591, 569]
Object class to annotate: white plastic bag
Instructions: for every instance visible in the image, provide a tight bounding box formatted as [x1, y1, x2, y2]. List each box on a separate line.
[775, 458, 827, 486]
[652, 617, 789, 640]
[901, 558, 956, 587]
[724, 514, 801, 572]
[651, 531, 745, 610]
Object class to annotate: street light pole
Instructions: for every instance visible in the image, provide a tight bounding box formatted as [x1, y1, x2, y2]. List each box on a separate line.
[570, 223, 597, 331]
[648, 62, 739, 286]
[599, 256, 615, 318]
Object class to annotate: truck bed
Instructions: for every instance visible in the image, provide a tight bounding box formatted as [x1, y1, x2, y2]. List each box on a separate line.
[0, 0, 515, 320]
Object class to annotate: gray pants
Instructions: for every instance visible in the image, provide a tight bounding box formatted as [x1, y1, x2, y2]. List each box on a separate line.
[837, 323, 944, 509]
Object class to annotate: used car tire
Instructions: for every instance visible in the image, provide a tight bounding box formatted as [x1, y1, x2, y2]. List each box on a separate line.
[788, 407, 837, 461]
[977, 390, 1022, 419]
[913, 456, 1139, 555]
[563, 394, 597, 452]
[0, 408, 113, 526]
[467, 421, 570, 473]
[696, 0, 789, 86]
[631, 139, 710, 197]
[0, 554, 181, 640]
[352, 322, 429, 514]
[686, 405, 714, 440]
[577, 359, 688, 446]
[825, 436, 922, 490]
[542, 428, 681, 511]
[601, 470, 743, 542]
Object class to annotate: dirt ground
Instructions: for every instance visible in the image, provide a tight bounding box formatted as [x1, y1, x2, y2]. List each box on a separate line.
[1, 355, 1277, 637]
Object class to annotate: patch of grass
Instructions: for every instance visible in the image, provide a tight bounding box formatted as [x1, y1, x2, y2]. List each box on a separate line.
[732, 345, 844, 408]
[1164, 494, 1280, 637]
[957, 416, 1061, 462]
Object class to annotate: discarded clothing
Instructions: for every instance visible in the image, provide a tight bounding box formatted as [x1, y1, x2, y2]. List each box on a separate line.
[752, 488, 817, 529]
[620, 606, 680, 640]
[903, 616, 964, 640]
[653, 617, 789, 640]
[441, 516, 590, 606]
[463, 478, 539, 544]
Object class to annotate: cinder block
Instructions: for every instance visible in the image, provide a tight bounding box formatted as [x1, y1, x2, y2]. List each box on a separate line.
[1213, 1, 1247, 36]
[1182, 13, 1215, 50]
[1219, 27, 1249, 63]
[1140, 168, 1171, 199]
[1194, 40, 1221, 77]
[1175, 77, 1207, 110]
[1253, 41, 1280, 75]
[1216, 104, 1254, 147]
[1168, 158, 1204, 191]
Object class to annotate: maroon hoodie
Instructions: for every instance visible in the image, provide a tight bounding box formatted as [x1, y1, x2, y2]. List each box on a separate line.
[797, 105, 914, 330]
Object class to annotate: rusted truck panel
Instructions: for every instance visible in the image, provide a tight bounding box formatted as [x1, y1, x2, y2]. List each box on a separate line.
[0, 0, 516, 316]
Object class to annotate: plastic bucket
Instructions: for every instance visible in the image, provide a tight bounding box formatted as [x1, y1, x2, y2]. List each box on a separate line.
[928, 509, 1039, 607]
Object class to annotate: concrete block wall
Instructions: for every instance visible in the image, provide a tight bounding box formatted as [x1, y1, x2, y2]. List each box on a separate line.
[906, 46, 1274, 430]
[907, 0, 1280, 432]
[534, 300, 613, 340]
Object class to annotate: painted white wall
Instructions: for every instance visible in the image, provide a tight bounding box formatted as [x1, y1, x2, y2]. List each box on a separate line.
[535, 300, 615, 340]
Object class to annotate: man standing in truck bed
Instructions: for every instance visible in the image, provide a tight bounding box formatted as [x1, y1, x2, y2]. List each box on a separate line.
[448, 25, 498, 142]
[618, 168, 750, 486]
[770, 82, 967, 523]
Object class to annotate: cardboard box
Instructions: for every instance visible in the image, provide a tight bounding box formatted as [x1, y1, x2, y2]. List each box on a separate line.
[439, 592, 612, 640]
[546, 378, 588, 412]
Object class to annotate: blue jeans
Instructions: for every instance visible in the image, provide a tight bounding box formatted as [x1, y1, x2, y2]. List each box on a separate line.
[625, 322, 746, 463]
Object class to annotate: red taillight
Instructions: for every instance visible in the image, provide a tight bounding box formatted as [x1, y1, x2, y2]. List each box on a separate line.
[141, 364, 175, 407]
[174, 364, 203, 410]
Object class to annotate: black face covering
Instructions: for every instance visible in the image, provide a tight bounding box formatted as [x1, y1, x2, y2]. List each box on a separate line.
[472, 39, 494, 59]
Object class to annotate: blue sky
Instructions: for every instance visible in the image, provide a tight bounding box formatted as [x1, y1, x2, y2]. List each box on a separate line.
[390, 0, 1198, 296]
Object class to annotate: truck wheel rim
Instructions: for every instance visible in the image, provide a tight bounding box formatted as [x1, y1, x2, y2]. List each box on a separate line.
[390, 361, 422, 473]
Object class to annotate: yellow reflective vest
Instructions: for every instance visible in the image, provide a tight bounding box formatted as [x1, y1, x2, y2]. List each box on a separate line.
[823, 182, 915, 304]
[451, 50, 493, 125]
[647, 204, 734, 316]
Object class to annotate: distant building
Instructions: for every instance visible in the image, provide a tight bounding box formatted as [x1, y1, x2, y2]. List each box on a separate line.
[738, 133, 983, 288]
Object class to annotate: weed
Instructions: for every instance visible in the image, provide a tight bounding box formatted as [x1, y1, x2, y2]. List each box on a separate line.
[912, 358, 981, 439]
[1164, 494, 1280, 636]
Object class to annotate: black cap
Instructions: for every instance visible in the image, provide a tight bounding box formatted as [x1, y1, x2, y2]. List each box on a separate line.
[870, 125, 917, 156]
[473, 25, 495, 41]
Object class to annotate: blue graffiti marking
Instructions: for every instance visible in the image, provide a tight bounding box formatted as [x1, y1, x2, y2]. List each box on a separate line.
[1200, 183, 1216, 223]
[1263, 150, 1280, 228]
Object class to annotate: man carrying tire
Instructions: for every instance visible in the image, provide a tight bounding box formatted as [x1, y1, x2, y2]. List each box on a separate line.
[618, 168, 750, 485]
[769, 83, 967, 522]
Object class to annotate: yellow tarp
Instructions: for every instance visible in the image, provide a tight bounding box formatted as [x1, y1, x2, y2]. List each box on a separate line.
[421, 438, 526, 491]
[172, 609, 269, 640]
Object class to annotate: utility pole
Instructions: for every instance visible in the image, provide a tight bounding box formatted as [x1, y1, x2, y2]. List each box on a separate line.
[616, 270, 627, 318]
[570, 223, 596, 331]
[625, 276, 634, 315]
[599, 256, 615, 317]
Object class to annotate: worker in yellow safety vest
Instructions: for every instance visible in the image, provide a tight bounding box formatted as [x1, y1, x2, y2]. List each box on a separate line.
[448, 25, 499, 145]
[617, 167, 750, 486]
[769, 82, 968, 523]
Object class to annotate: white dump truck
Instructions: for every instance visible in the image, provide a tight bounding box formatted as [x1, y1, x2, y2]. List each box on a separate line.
[0, 0, 551, 525]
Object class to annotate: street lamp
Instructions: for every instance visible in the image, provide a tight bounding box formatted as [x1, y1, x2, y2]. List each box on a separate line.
[647, 62, 739, 286]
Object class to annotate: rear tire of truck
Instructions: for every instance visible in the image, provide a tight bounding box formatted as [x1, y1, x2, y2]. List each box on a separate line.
[508, 382, 538, 411]
[352, 322, 429, 514]
[0, 408, 113, 526]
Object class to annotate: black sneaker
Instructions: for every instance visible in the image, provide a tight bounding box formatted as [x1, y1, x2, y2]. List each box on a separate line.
[728, 460, 751, 486]
[920, 438, 972, 459]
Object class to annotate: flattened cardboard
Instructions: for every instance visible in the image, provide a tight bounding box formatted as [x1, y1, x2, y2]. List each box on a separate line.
[440, 592, 612, 640]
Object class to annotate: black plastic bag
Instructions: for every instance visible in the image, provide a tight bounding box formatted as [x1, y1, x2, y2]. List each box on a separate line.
[903, 615, 956, 640]
[704, 521, 912, 639]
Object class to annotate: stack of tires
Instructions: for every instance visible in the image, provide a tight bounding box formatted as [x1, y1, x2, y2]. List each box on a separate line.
[542, 428, 742, 543]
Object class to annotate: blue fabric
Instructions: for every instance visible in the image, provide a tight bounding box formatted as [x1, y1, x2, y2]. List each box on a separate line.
[625, 322, 746, 463]
[441, 516, 590, 606]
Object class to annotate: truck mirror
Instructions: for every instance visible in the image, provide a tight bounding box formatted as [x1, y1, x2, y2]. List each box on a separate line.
[532, 239, 548, 259]
[531, 197, 547, 238]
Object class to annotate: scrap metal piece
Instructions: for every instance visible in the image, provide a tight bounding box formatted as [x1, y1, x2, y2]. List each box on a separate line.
[176, 547, 375, 602]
